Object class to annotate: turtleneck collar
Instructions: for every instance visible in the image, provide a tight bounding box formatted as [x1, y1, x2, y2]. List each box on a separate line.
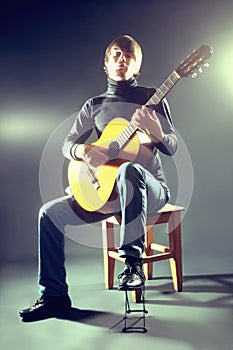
[107, 77, 138, 95]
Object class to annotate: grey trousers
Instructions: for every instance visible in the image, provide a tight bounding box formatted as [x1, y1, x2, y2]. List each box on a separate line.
[39, 162, 169, 295]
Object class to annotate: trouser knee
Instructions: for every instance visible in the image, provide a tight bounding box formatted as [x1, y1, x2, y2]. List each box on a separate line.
[116, 162, 144, 184]
[38, 201, 65, 234]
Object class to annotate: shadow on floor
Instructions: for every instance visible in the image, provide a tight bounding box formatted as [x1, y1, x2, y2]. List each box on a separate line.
[145, 273, 233, 308]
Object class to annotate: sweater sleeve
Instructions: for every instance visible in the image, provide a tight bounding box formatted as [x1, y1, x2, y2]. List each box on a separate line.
[153, 98, 178, 156]
[62, 99, 95, 160]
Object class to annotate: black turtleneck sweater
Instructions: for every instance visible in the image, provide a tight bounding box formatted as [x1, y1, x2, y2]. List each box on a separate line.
[62, 77, 178, 184]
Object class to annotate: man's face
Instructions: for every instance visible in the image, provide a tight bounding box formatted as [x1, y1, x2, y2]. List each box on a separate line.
[105, 46, 137, 81]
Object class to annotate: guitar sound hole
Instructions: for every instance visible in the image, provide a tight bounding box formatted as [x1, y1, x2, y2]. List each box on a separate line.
[108, 141, 120, 158]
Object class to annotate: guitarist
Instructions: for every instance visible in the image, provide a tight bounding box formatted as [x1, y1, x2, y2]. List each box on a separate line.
[19, 35, 178, 322]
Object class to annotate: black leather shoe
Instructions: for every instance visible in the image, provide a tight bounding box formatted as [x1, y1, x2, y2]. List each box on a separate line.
[125, 261, 146, 290]
[118, 260, 146, 290]
[118, 262, 132, 290]
[19, 295, 72, 322]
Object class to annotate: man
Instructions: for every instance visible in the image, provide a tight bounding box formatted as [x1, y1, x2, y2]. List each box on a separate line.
[19, 35, 177, 322]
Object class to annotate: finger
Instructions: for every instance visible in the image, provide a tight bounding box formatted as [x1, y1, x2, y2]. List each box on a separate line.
[151, 110, 159, 121]
[141, 105, 148, 113]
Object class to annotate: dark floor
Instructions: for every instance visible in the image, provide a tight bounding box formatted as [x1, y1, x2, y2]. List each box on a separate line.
[1, 257, 233, 350]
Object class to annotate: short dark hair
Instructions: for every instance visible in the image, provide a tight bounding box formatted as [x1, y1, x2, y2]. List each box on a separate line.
[104, 35, 143, 78]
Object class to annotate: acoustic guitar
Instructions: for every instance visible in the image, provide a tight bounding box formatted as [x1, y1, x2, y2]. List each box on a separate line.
[68, 45, 212, 212]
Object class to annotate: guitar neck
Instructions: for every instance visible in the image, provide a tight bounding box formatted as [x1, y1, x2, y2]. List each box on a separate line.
[147, 70, 181, 106]
[108, 70, 181, 154]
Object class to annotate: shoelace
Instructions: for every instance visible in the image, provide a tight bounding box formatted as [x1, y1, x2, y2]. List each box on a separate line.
[29, 297, 44, 310]
[118, 263, 132, 278]
[132, 264, 145, 279]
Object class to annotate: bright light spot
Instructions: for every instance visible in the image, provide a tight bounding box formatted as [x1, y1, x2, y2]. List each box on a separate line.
[0, 110, 60, 144]
[213, 30, 233, 97]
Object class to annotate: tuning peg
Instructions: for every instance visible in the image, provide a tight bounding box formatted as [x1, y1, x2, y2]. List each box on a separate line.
[191, 72, 197, 78]
[198, 67, 203, 73]
[204, 62, 210, 67]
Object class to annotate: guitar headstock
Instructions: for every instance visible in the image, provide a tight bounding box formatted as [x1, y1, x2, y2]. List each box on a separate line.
[176, 45, 213, 78]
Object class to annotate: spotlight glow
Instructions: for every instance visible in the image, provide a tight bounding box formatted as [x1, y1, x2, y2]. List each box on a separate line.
[0, 111, 60, 143]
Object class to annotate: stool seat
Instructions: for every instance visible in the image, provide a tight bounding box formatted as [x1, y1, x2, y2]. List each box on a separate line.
[102, 203, 185, 303]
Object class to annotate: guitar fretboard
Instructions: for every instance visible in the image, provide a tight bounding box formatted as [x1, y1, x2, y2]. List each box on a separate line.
[114, 123, 137, 148]
[147, 70, 180, 106]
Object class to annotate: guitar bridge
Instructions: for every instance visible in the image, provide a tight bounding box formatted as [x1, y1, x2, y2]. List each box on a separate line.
[86, 168, 100, 190]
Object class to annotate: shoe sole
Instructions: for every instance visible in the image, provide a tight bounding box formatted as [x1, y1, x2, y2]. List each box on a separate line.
[118, 283, 145, 291]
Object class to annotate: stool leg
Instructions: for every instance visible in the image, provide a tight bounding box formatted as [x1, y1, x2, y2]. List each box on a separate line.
[102, 220, 115, 289]
[132, 289, 142, 303]
[168, 212, 183, 292]
[144, 225, 154, 280]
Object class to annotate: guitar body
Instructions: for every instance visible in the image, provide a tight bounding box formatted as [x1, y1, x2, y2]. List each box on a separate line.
[68, 118, 140, 212]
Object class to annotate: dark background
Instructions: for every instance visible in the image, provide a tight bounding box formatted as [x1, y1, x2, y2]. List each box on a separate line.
[0, 0, 233, 274]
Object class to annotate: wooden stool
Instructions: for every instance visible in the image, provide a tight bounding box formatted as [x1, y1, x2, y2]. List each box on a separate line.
[102, 204, 185, 303]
